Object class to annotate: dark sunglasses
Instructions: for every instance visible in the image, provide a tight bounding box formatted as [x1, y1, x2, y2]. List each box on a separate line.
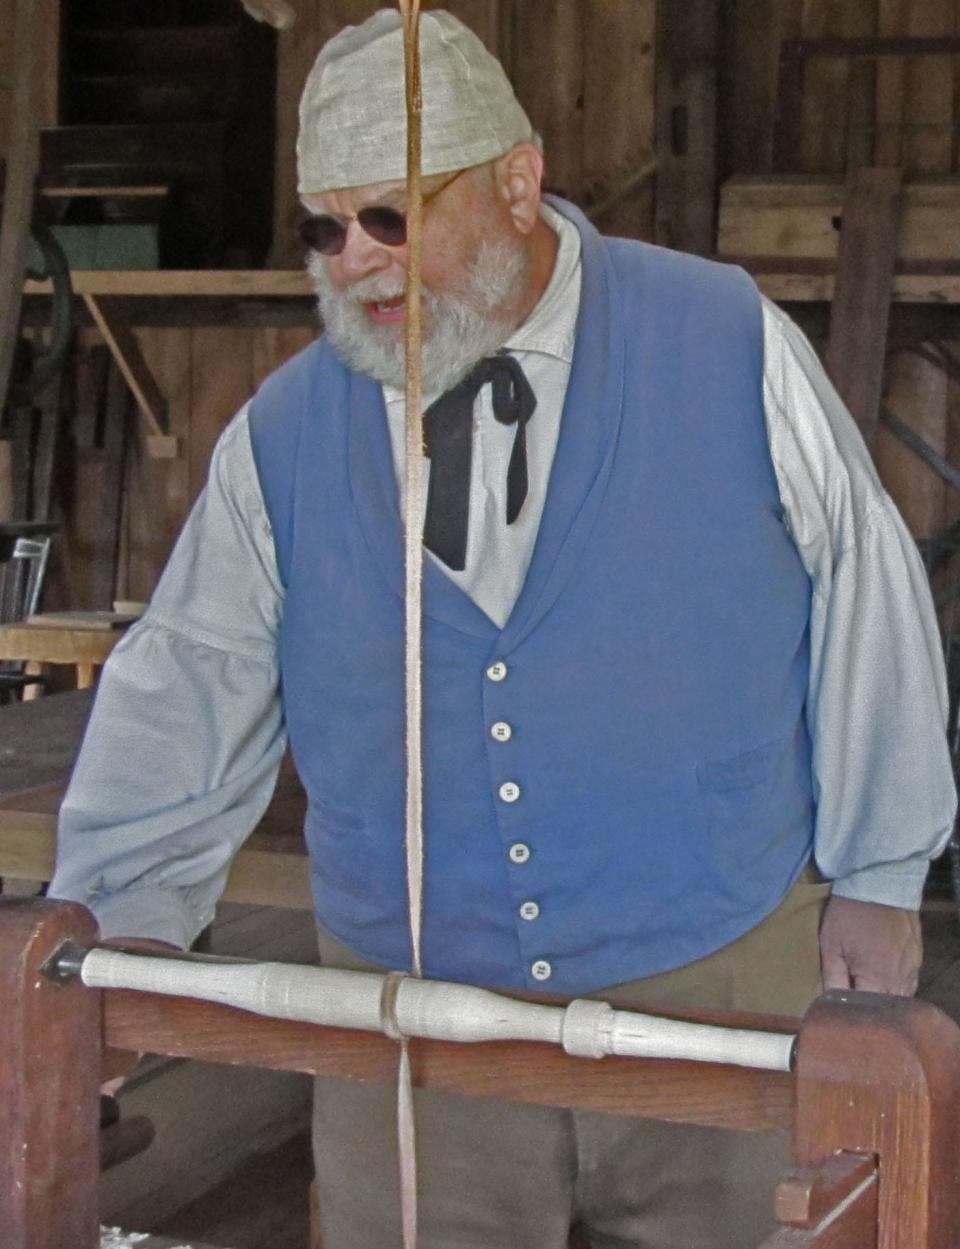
[298, 168, 468, 256]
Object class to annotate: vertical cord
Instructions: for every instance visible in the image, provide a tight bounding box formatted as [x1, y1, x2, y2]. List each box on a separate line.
[398, 4, 423, 1248]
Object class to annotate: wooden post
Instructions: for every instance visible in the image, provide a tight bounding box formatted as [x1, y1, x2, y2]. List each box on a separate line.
[824, 167, 903, 446]
[0, 898, 101, 1249]
[654, 0, 720, 255]
[794, 991, 960, 1249]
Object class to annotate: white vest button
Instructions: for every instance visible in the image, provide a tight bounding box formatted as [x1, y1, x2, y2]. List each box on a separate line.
[519, 900, 540, 921]
[486, 661, 508, 682]
[508, 842, 531, 864]
[531, 960, 552, 982]
[490, 721, 513, 742]
[498, 781, 521, 803]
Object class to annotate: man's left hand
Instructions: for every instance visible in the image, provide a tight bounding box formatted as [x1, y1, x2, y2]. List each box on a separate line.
[819, 895, 922, 996]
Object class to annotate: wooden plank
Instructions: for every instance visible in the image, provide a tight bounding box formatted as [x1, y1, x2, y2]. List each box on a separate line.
[511, 0, 585, 200]
[26, 270, 316, 297]
[270, 0, 320, 268]
[32, 366, 64, 523]
[943, 338, 960, 624]
[825, 167, 903, 444]
[189, 328, 254, 503]
[89, 364, 130, 608]
[37, 0, 59, 130]
[0, 899, 101, 1249]
[39, 186, 169, 199]
[751, 267, 960, 303]
[582, 0, 655, 238]
[797, 1, 877, 174]
[0, 688, 90, 796]
[0, 0, 44, 434]
[654, 0, 720, 254]
[123, 329, 191, 603]
[878, 0, 956, 173]
[726, 0, 802, 174]
[718, 175, 960, 262]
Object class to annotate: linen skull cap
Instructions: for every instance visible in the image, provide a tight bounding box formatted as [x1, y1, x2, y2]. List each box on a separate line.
[297, 8, 534, 194]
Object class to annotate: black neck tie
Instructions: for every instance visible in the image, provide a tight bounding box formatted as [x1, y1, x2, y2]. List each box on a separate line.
[422, 353, 537, 571]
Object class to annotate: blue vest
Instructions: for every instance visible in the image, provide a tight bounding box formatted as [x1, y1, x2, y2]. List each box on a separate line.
[249, 199, 814, 995]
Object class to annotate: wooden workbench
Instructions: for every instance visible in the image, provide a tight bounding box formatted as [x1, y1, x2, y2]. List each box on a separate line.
[0, 690, 311, 909]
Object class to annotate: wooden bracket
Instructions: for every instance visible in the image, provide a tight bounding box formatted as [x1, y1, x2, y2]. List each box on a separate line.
[81, 294, 179, 458]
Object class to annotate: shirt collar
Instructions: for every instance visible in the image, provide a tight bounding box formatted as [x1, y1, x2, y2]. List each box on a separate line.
[502, 203, 580, 365]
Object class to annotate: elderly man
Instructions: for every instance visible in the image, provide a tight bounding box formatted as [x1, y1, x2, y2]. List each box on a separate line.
[52, 9, 955, 1248]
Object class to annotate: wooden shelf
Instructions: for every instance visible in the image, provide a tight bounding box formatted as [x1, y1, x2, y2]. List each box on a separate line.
[27, 265, 960, 304]
[25, 269, 313, 297]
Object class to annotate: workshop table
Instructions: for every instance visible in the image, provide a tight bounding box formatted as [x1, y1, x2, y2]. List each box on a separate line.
[0, 689, 311, 909]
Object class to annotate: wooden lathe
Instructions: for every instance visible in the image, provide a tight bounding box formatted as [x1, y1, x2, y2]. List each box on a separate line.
[3, 897, 960, 1249]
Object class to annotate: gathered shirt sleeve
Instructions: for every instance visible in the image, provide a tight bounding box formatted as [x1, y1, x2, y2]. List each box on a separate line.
[49, 408, 286, 948]
[761, 297, 957, 909]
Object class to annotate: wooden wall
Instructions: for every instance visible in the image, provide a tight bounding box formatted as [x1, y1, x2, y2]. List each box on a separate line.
[722, 0, 960, 176]
[51, 325, 317, 611]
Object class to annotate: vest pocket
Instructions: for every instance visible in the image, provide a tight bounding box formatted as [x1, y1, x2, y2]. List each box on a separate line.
[696, 738, 787, 904]
[696, 737, 784, 792]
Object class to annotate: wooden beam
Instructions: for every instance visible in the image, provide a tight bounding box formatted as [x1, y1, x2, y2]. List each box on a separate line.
[654, 0, 720, 254]
[825, 168, 903, 444]
[39, 185, 169, 200]
[0, 0, 44, 426]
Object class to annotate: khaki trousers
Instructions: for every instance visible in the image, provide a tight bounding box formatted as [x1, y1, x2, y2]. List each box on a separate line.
[312, 868, 830, 1249]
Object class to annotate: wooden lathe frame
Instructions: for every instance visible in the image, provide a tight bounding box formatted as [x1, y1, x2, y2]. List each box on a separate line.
[2, 898, 960, 1249]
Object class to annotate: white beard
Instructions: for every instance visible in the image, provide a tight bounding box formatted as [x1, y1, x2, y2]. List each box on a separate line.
[309, 237, 529, 395]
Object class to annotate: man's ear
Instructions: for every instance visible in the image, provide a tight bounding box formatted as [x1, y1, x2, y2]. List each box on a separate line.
[494, 143, 545, 234]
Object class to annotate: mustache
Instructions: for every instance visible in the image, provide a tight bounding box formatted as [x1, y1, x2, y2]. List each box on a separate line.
[345, 275, 409, 302]
[307, 256, 443, 313]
